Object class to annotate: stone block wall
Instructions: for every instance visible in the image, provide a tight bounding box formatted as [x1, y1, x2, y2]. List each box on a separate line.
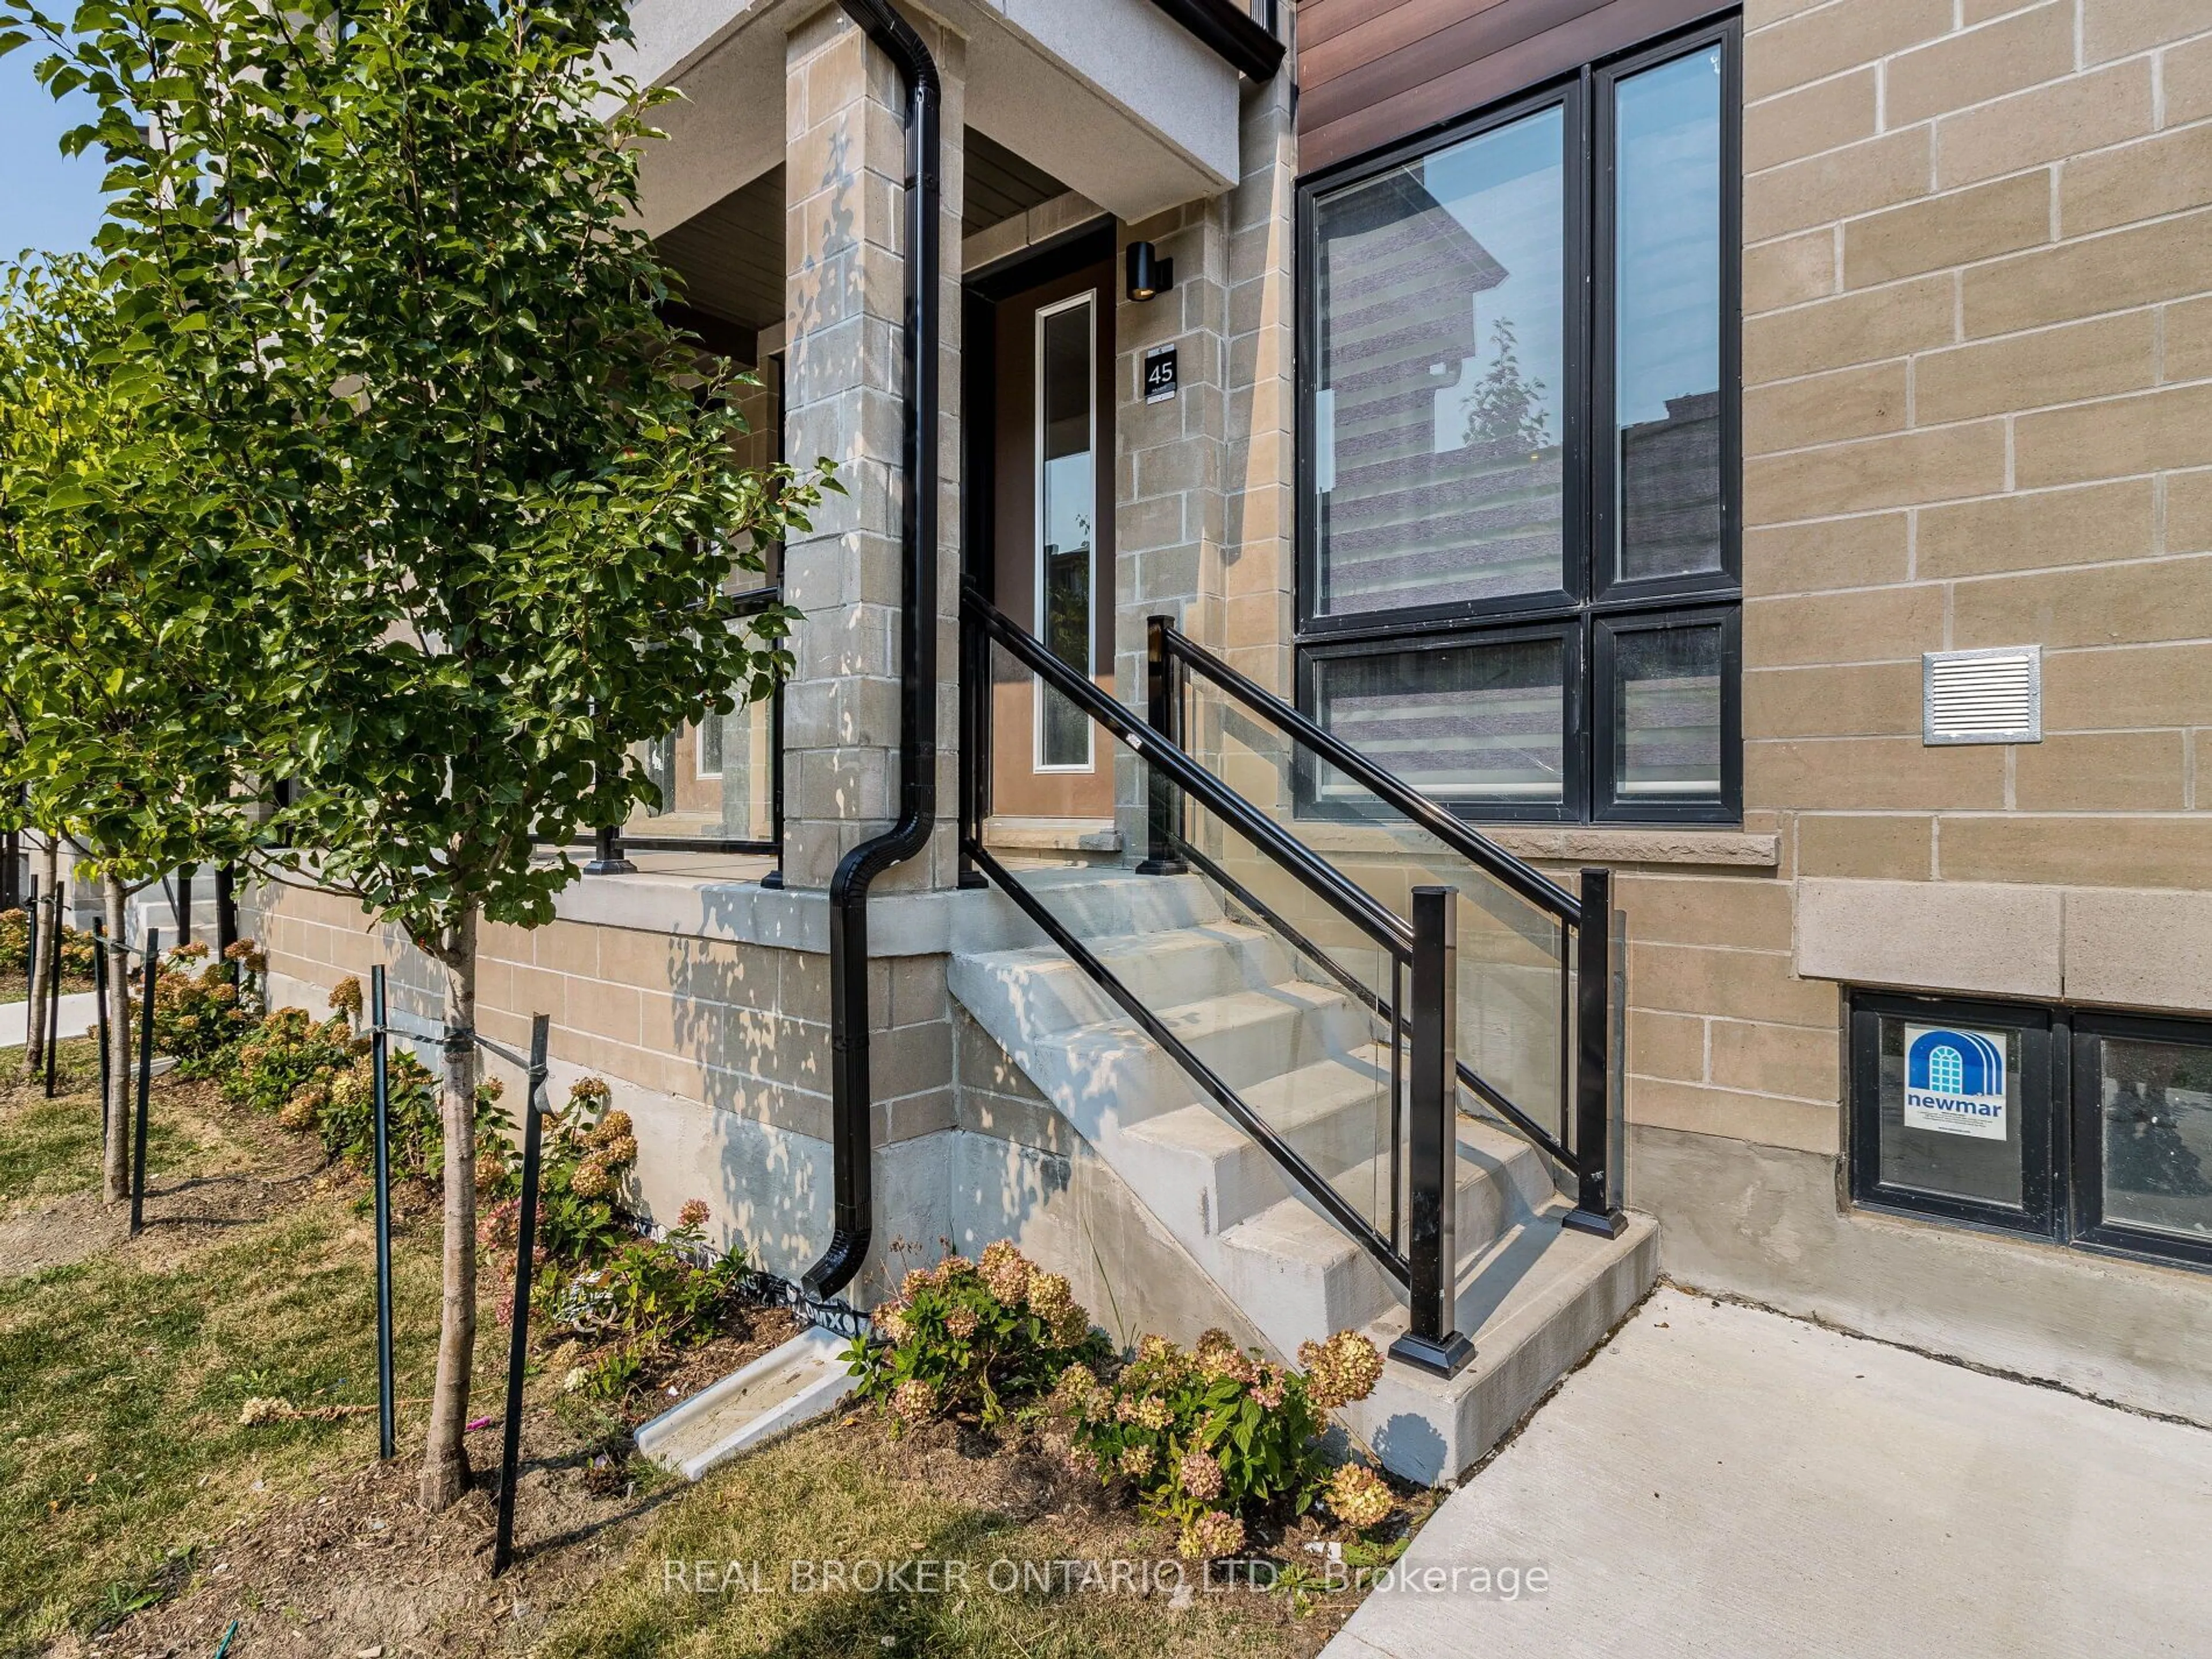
[1743, 0, 2212, 950]
[244, 876, 954, 1286]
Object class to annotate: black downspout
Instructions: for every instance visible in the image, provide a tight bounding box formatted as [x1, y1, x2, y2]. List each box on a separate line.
[804, 0, 941, 1302]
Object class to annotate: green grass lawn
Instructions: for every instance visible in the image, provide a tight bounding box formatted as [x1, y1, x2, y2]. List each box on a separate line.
[539, 1414, 1355, 1659]
[0, 1040, 1382, 1659]
[0, 1051, 449, 1655]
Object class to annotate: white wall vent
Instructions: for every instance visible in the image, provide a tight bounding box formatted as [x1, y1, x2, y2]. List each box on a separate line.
[1923, 646, 2041, 745]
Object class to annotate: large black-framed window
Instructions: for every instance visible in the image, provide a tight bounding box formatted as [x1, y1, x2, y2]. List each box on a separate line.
[1850, 991, 2212, 1274]
[1295, 17, 1741, 824]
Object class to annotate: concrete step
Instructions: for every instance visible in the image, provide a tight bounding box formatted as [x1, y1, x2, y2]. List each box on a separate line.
[1211, 1115, 1558, 1344]
[1344, 1207, 1660, 1485]
[1119, 1046, 1397, 1231]
[960, 868, 1228, 953]
[1054, 979, 1377, 1099]
[959, 922, 1296, 1035]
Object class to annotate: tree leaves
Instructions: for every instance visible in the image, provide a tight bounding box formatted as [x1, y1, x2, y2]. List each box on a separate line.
[0, 0, 836, 939]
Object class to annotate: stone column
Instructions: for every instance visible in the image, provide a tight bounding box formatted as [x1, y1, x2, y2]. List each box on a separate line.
[781, 3, 965, 895]
[1111, 44, 1299, 851]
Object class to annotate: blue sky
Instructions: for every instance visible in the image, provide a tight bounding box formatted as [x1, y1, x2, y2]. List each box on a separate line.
[1, 44, 108, 259]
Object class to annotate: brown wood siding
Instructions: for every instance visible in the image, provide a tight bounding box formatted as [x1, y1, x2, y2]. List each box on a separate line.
[1297, 0, 1729, 174]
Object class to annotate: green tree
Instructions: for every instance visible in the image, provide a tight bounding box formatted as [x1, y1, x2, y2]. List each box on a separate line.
[0, 253, 300, 1196]
[3, 0, 831, 1509]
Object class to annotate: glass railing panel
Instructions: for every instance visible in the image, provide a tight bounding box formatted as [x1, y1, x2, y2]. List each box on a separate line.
[983, 634, 1407, 1251]
[1180, 663, 1570, 1156]
[622, 579, 784, 849]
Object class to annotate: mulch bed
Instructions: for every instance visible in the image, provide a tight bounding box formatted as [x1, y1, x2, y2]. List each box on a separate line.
[0, 969, 99, 1004]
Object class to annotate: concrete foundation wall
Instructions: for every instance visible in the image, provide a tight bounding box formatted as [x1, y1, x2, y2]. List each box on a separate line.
[245, 878, 1257, 1340]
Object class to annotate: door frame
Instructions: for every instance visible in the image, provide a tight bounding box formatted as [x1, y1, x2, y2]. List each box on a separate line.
[962, 222, 1120, 825]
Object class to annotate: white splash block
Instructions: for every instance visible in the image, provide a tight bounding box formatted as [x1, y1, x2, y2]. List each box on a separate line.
[633, 1323, 860, 1480]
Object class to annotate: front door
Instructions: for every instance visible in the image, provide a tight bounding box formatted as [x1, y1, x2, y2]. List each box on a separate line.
[983, 253, 1116, 823]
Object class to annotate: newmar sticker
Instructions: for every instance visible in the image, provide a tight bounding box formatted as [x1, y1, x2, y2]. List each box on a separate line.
[1903, 1025, 2008, 1141]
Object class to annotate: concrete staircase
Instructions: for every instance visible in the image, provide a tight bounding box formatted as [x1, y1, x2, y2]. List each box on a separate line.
[953, 863, 1656, 1484]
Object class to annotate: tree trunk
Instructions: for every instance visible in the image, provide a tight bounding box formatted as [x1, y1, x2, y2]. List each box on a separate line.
[22, 836, 58, 1078]
[418, 902, 481, 1512]
[103, 874, 132, 1205]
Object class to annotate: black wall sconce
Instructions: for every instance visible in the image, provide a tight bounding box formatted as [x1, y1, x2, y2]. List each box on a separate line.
[1126, 240, 1175, 302]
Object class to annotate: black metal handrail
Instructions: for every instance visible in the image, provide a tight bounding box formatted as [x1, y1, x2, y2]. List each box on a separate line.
[1153, 616, 1582, 922]
[970, 841, 1408, 1287]
[970, 590, 1412, 962]
[965, 587, 1478, 1376]
[1143, 615, 1624, 1240]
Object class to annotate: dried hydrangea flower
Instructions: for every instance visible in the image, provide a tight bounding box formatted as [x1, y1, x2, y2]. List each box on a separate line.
[891, 1378, 939, 1425]
[1118, 1444, 1156, 1479]
[1299, 1330, 1384, 1410]
[979, 1239, 1031, 1304]
[1326, 1463, 1393, 1530]
[1179, 1448, 1224, 1501]
[677, 1198, 711, 1229]
[1181, 1509, 1246, 1560]
[568, 1160, 614, 1199]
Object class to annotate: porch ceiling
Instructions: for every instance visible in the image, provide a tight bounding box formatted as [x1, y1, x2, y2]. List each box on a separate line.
[623, 0, 1239, 237]
[656, 164, 786, 340]
[649, 133, 1062, 347]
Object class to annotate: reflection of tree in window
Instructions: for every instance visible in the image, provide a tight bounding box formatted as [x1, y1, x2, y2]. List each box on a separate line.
[2103, 1041, 2212, 1219]
[1461, 318, 1551, 450]
[1315, 107, 1566, 615]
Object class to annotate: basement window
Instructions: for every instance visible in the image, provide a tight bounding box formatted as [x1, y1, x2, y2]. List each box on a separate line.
[1296, 18, 1741, 824]
[1849, 993, 2212, 1273]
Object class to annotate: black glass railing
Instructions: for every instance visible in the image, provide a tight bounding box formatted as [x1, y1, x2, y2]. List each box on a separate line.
[574, 585, 787, 874]
[964, 588, 1487, 1373]
[1145, 615, 1624, 1238]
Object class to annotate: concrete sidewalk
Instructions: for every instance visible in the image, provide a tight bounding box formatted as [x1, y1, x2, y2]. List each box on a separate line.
[1327, 1286, 2212, 1659]
[0, 991, 100, 1051]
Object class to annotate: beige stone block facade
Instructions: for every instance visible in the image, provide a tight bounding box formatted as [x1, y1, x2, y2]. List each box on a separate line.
[1733, 0, 2212, 1154]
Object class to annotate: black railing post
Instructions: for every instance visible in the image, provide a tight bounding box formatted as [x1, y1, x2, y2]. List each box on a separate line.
[762, 670, 788, 889]
[1388, 887, 1472, 1378]
[22, 873, 37, 1060]
[93, 918, 110, 1135]
[1564, 868, 1628, 1238]
[957, 593, 988, 889]
[43, 870, 63, 1097]
[370, 966, 396, 1461]
[584, 708, 636, 877]
[1135, 615, 1188, 876]
[214, 866, 238, 960]
[584, 821, 634, 876]
[175, 864, 195, 949]
[491, 1013, 552, 1578]
[130, 929, 158, 1237]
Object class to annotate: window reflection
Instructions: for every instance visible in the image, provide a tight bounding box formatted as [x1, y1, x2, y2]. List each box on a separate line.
[1039, 296, 1095, 769]
[1315, 106, 1567, 615]
[1612, 624, 1722, 797]
[2098, 1037, 2212, 1243]
[1315, 639, 1565, 806]
[1613, 47, 1724, 584]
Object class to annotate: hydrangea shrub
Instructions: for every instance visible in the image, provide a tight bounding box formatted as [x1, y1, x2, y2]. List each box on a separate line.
[1058, 1327, 1387, 1559]
[849, 1241, 1110, 1431]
